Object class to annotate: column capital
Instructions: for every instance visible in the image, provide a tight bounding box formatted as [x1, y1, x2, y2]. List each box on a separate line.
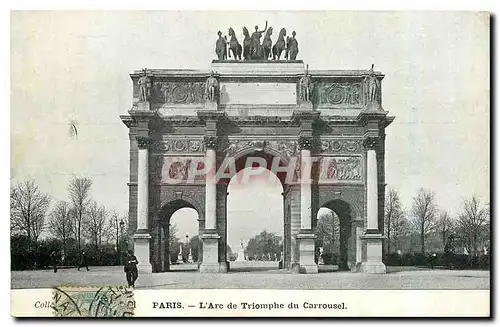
[136, 136, 153, 149]
[203, 135, 219, 149]
[363, 136, 379, 150]
[298, 135, 313, 150]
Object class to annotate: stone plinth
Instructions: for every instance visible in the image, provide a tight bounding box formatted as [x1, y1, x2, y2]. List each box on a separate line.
[133, 233, 152, 274]
[200, 233, 225, 273]
[297, 233, 318, 274]
[360, 233, 386, 274]
[135, 102, 150, 111]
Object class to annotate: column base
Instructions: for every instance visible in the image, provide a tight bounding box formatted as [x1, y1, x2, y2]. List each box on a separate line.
[199, 232, 226, 273]
[136, 102, 150, 111]
[360, 233, 386, 274]
[297, 233, 318, 274]
[299, 102, 313, 110]
[204, 101, 218, 111]
[133, 233, 152, 274]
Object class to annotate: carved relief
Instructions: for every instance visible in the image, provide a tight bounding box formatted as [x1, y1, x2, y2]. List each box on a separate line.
[151, 139, 205, 154]
[320, 139, 363, 154]
[267, 140, 298, 158]
[318, 157, 362, 182]
[151, 82, 206, 104]
[162, 157, 206, 184]
[316, 82, 362, 106]
[223, 139, 298, 159]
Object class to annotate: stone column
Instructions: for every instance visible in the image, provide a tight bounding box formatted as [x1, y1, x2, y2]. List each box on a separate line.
[199, 135, 222, 272]
[360, 137, 386, 274]
[133, 136, 152, 273]
[296, 135, 318, 274]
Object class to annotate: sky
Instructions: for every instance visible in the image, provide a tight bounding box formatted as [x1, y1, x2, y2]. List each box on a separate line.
[10, 11, 489, 250]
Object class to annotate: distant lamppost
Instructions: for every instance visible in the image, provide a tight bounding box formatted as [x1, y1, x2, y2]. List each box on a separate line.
[119, 219, 125, 265]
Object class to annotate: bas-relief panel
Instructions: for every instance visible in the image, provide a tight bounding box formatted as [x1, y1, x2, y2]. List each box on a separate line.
[150, 82, 206, 104]
[314, 82, 362, 107]
[317, 156, 363, 183]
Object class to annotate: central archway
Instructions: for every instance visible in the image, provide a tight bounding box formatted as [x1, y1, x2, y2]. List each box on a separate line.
[223, 150, 289, 272]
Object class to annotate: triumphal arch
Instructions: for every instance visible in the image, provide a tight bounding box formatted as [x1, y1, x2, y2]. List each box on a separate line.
[120, 28, 393, 274]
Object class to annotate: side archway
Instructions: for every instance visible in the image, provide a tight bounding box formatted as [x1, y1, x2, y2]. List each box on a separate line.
[316, 199, 354, 271]
[155, 198, 203, 272]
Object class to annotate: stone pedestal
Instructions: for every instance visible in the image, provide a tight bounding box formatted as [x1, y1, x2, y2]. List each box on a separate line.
[133, 234, 152, 274]
[136, 102, 150, 111]
[297, 233, 318, 274]
[360, 234, 386, 274]
[200, 233, 225, 273]
[299, 102, 313, 110]
[236, 249, 246, 262]
[204, 101, 218, 111]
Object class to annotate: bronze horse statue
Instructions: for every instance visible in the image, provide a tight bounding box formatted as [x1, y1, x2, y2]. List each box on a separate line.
[242, 27, 252, 60]
[272, 28, 287, 60]
[228, 27, 242, 60]
[262, 27, 273, 60]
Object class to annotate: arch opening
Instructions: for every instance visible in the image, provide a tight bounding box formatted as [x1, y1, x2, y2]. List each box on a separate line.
[156, 199, 201, 272]
[226, 152, 286, 273]
[316, 200, 353, 271]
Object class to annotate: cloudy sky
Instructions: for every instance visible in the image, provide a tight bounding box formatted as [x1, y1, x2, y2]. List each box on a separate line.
[10, 11, 489, 250]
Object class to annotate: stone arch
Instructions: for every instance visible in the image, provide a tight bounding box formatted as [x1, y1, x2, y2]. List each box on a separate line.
[155, 198, 203, 272]
[221, 146, 291, 186]
[317, 199, 354, 271]
[159, 196, 204, 222]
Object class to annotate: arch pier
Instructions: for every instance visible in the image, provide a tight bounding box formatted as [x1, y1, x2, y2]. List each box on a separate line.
[120, 60, 394, 274]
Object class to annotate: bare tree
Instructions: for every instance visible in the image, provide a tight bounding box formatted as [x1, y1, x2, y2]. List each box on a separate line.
[85, 201, 107, 250]
[436, 211, 454, 251]
[384, 188, 405, 255]
[410, 188, 438, 254]
[48, 201, 74, 257]
[316, 209, 340, 253]
[456, 197, 489, 256]
[68, 177, 92, 253]
[10, 180, 51, 251]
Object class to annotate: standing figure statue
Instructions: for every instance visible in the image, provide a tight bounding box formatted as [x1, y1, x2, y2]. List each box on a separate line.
[262, 27, 273, 60]
[228, 27, 242, 60]
[250, 21, 268, 60]
[215, 31, 227, 60]
[242, 27, 252, 60]
[138, 68, 151, 102]
[272, 28, 287, 60]
[205, 71, 219, 102]
[298, 67, 312, 103]
[363, 64, 381, 108]
[286, 31, 299, 60]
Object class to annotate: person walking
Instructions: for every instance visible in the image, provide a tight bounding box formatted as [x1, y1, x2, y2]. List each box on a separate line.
[124, 250, 139, 288]
[50, 251, 58, 273]
[77, 251, 89, 271]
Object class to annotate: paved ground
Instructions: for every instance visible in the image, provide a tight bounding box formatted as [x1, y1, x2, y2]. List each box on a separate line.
[11, 262, 490, 290]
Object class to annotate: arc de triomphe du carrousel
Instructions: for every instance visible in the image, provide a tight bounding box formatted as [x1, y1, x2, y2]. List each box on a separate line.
[120, 24, 394, 274]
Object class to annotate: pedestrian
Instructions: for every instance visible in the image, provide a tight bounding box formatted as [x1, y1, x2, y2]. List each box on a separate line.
[77, 251, 89, 271]
[124, 250, 139, 288]
[50, 251, 58, 273]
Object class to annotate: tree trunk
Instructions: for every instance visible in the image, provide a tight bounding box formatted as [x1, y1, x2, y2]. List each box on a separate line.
[420, 223, 425, 254]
